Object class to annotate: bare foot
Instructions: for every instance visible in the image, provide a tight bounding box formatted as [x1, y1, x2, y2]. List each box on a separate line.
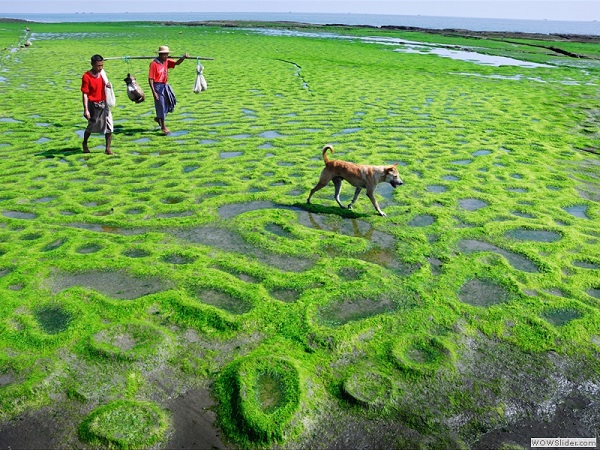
[83, 144, 90, 153]
[105, 149, 114, 155]
[162, 128, 171, 135]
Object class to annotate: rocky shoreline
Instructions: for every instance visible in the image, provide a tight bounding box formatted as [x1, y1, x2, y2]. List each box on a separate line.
[163, 19, 600, 44]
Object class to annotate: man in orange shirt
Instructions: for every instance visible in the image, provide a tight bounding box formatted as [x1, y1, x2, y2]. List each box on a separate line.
[81, 54, 114, 155]
[148, 45, 188, 135]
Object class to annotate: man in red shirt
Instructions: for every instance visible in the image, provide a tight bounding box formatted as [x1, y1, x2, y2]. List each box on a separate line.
[148, 45, 188, 135]
[81, 54, 114, 155]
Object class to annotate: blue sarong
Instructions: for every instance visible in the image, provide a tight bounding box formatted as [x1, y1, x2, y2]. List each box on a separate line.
[154, 82, 176, 119]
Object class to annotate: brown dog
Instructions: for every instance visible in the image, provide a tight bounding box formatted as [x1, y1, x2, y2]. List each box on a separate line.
[307, 145, 403, 216]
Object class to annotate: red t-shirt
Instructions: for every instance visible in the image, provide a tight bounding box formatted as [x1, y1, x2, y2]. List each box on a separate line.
[149, 58, 176, 83]
[81, 71, 106, 103]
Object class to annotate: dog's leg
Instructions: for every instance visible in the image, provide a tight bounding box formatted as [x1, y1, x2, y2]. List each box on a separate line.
[367, 190, 386, 217]
[333, 177, 346, 209]
[348, 187, 362, 210]
[307, 171, 331, 204]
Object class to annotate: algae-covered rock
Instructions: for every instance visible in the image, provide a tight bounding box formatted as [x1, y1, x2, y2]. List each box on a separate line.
[79, 399, 170, 449]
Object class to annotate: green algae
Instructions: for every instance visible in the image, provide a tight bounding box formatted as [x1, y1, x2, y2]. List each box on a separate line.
[79, 399, 170, 449]
[0, 19, 599, 449]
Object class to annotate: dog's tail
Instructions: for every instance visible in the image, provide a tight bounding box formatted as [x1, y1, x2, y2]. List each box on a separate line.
[322, 145, 334, 164]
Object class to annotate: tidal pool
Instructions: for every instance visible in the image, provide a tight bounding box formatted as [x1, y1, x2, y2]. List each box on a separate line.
[2, 210, 37, 219]
[458, 239, 539, 273]
[505, 228, 562, 242]
[458, 278, 512, 307]
[573, 260, 600, 270]
[171, 226, 316, 272]
[76, 243, 102, 254]
[195, 289, 252, 315]
[47, 271, 170, 300]
[459, 198, 487, 211]
[408, 214, 435, 227]
[34, 305, 72, 334]
[541, 308, 583, 326]
[42, 238, 66, 252]
[257, 371, 285, 413]
[563, 205, 590, 219]
[318, 295, 400, 326]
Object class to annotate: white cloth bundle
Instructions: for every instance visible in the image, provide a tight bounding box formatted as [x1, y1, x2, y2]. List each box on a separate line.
[193, 63, 207, 93]
[100, 69, 116, 108]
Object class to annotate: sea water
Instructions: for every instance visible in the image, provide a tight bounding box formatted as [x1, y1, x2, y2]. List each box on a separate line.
[3, 12, 600, 35]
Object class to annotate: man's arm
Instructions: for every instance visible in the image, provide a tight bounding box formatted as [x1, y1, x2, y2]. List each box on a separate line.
[149, 78, 158, 100]
[175, 53, 189, 66]
[82, 92, 90, 119]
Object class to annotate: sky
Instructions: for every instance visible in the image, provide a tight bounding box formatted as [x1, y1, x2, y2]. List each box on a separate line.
[1, 1, 599, 22]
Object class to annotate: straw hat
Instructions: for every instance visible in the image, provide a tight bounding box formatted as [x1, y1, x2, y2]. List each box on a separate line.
[158, 45, 170, 54]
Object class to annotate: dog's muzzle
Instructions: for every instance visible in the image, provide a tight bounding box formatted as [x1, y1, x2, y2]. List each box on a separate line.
[391, 179, 403, 188]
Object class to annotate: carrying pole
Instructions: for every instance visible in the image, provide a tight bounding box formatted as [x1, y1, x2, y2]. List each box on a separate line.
[103, 55, 214, 61]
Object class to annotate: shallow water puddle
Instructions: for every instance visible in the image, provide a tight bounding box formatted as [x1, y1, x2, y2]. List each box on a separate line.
[161, 196, 185, 204]
[458, 278, 511, 307]
[172, 226, 316, 272]
[168, 130, 189, 137]
[408, 214, 435, 227]
[217, 200, 298, 219]
[220, 151, 243, 158]
[355, 247, 417, 275]
[573, 260, 600, 270]
[459, 198, 488, 211]
[396, 46, 554, 68]
[318, 295, 400, 326]
[2, 210, 37, 219]
[588, 288, 600, 300]
[297, 211, 395, 248]
[270, 288, 301, 303]
[0, 373, 15, 386]
[458, 239, 539, 272]
[257, 372, 285, 413]
[42, 239, 67, 252]
[47, 271, 170, 300]
[563, 204, 590, 219]
[76, 243, 102, 254]
[541, 308, 583, 326]
[248, 28, 553, 68]
[426, 185, 447, 193]
[443, 175, 460, 181]
[34, 305, 72, 334]
[195, 289, 252, 315]
[505, 228, 562, 242]
[260, 131, 286, 139]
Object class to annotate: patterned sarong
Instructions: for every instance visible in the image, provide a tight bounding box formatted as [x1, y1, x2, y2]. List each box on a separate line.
[86, 101, 113, 134]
